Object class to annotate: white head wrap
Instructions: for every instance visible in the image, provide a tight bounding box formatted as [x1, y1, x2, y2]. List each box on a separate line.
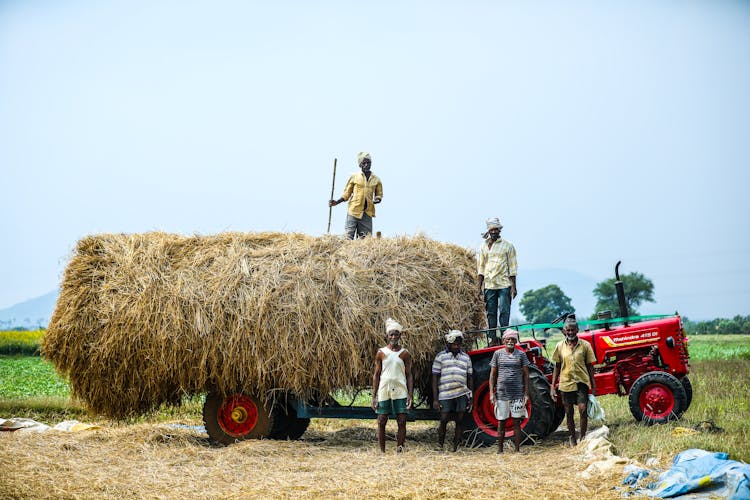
[445, 330, 464, 343]
[385, 317, 403, 333]
[482, 217, 503, 238]
[357, 152, 371, 165]
[501, 329, 519, 341]
[486, 217, 503, 230]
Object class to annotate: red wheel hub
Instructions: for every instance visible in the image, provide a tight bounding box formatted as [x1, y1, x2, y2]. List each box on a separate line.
[639, 383, 675, 419]
[217, 394, 259, 437]
[472, 381, 530, 438]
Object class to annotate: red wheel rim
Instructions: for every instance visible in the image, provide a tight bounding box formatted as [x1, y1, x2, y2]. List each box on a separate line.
[472, 381, 531, 438]
[217, 394, 259, 437]
[639, 383, 675, 419]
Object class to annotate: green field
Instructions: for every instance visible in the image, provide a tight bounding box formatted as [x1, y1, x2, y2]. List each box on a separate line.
[0, 356, 69, 398]
[1, 331, 749, 462]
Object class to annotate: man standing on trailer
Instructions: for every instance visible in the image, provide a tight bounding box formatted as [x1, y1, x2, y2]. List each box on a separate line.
[550, 315, 596, 446]
[372, 317, 414, 453]
[329, 152, 383, 239]
[431, 329, 474, 452]
[489, 329, 529, 453]
[477, 217, 518, 344]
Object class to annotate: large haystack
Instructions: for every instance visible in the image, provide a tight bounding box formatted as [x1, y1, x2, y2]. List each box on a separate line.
[42, 232, 485, 418]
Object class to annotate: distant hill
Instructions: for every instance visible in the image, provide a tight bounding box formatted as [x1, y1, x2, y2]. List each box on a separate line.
[0, 290, 58, 329]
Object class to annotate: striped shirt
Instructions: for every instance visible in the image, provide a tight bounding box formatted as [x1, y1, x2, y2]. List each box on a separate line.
[490, 348, 529, 400]
[432, 350, 473, 400]
[477, 238, 518, 290]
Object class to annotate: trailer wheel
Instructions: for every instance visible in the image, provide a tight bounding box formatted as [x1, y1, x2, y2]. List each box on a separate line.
[203, 391, 273, 445]
[628, 371, 687, 424]
[269, 396, 310, 440]
[464, 357, 558, 446]
[680, 376, 693, 411]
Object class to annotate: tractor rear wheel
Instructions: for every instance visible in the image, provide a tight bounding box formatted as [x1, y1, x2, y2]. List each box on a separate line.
[203, 390, 273, 445]
[628, 371, 687, 424]
[552, 403, 565, 432]
[464, 357, 559, 446]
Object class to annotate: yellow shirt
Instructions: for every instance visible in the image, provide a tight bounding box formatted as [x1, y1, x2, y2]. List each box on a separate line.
[341, 172, 383, 219]
[552, 339, 596, 392]
[477, 238, 517, 289]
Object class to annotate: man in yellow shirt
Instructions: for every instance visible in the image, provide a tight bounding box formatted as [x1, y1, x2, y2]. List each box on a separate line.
[328, 152, 383, 239]
[550, 315, 596, 446]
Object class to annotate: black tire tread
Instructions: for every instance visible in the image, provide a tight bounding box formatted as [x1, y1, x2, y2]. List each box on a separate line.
[680, 376, 693, 411]
[269, 396, 310, 440]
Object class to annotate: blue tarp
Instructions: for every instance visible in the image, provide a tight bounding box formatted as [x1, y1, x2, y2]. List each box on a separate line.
[627, 449, 750, 499]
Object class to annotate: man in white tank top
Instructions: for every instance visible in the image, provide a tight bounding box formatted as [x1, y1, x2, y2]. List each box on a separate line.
[372, 317, 414, 453]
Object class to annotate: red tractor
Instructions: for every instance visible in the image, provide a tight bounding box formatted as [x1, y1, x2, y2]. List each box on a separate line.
[464, 261, 691, 445]
[203, 262, 691, 445]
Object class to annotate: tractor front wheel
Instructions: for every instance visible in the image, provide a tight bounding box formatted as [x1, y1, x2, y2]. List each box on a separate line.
[680, 376, 693, 411]
[628, 371, 687, 424]
[203, 391, 273, 445]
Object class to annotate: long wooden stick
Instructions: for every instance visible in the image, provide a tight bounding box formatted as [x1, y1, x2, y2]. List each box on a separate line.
[327, 158, 337, 233]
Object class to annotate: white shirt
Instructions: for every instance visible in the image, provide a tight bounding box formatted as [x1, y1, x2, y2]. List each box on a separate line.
[377, 346, 408, 401]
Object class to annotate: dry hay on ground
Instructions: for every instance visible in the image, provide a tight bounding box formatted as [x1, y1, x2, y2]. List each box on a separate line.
[42, 232, 485, 418]
[0, 421, 627, 499]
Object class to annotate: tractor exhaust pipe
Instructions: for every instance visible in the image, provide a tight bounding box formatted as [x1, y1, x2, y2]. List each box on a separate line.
[615, 261, 629, 326]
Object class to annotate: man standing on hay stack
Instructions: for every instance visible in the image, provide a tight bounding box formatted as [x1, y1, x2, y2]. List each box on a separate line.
[477, 217, 518, 345]
[372, 317, 414, 453]
[431, 329, 473, 452]
[328, 151, 383, 239]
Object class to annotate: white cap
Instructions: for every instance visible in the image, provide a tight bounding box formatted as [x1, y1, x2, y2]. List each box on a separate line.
[385, 317, 403, 333]
[445, 330, 464, 343]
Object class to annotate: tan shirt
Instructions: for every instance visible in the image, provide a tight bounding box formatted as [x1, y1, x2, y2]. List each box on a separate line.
[477, 238, 517, 289]
[341, 172, 383, 219]
[552, 339, 596, 392]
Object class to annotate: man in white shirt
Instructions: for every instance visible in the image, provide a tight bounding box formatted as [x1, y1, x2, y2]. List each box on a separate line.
[372, 317, 414, 452]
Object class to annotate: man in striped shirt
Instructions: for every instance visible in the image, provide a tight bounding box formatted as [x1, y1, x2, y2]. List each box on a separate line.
[477, 217, 518, 345]
[431, 330, 474, 451]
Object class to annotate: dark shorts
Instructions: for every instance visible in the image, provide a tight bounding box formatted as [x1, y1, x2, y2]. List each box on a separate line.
[377, 398, 407, 416]
[344, 213, 373, 240]
[562, 383, 589, 405]
[439, 395, 469, 414]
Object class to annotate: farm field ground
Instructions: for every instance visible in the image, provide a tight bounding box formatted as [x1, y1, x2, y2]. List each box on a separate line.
[0, 334, 748, 498]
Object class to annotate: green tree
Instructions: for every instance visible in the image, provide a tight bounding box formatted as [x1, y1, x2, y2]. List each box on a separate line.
[591, 272, 654, 318]
[519, 284, 574, 324]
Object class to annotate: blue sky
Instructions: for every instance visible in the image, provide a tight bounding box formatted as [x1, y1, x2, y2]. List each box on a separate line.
[2, 0, 749, 320]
